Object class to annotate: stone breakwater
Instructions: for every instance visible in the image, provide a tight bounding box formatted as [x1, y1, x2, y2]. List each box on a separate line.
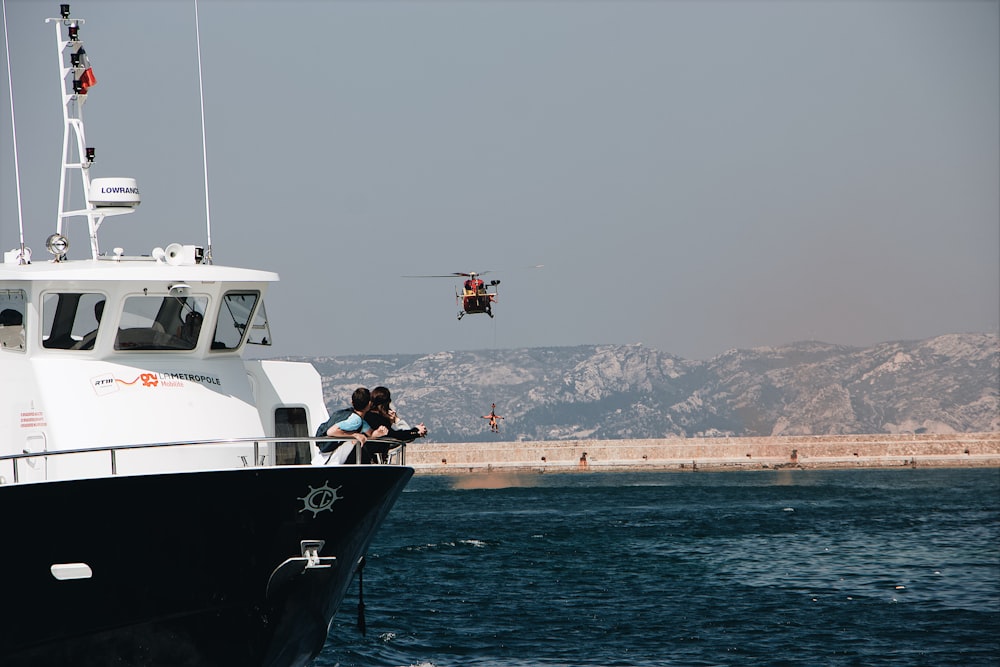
[405, 432, 1000, 474]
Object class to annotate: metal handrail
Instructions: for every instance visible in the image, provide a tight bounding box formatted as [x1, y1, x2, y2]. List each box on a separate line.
[0, 436, 407, 484]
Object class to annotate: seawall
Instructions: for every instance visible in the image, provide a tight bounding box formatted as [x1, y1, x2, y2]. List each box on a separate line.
[405, 432, 1000, 474]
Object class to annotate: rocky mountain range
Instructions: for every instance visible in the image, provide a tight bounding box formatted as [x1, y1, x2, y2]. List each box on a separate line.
[286, 333, 999, 442]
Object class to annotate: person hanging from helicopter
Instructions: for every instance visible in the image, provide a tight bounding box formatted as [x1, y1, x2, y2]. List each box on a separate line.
[481, 403, 504, 433]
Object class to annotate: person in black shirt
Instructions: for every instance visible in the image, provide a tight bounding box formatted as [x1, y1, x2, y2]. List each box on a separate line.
[367, 386, 427, 442]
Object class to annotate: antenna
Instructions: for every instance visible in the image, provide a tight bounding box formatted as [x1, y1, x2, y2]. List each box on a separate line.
[194, 0, 213, 264]
[2, 0, 28, 264]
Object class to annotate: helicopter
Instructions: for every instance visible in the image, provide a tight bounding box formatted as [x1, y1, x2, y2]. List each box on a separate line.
[404, 271, 501, 320]
[455, 272, 500, 320]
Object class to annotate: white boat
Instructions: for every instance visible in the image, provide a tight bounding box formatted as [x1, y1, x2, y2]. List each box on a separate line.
[0, 5, 412, 665]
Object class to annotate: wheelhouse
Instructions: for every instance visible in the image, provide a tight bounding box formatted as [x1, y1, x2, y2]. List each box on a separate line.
[0, 255, 328, 482]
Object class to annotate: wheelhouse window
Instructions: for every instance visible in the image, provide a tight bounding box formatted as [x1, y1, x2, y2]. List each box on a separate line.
[115, 294, 208, 351]
[0, 289, 26, 352]
[248, 301, 272, 346]
[42, 292, 106, 350]
[212, 291, 270, 350]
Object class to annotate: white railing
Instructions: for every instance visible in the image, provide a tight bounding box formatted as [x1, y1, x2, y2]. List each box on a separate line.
[0, 436, 407, 484]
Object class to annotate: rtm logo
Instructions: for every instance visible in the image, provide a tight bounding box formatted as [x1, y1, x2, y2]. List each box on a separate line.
[92, 372, 160, 395]
[91, 374, 118, 396]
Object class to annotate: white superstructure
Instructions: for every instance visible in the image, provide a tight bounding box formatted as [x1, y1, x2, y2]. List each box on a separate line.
[0, 244, 329, 482]
[0, 6, 328, 484]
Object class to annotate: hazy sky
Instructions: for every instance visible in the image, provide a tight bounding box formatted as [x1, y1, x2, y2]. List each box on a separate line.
[2, 0, 997, 360]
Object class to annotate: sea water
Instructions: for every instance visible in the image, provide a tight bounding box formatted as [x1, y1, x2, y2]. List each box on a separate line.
[318, 468, 1000, 667]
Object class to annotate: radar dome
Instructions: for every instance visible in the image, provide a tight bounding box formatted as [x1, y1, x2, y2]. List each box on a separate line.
[89, 177, 141, 208]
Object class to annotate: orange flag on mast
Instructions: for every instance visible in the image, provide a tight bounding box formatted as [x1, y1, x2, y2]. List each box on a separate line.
[75, 47, 97, 94]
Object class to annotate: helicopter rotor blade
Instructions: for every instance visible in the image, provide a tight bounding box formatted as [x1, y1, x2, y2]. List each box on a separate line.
[402, 270, 493, 278]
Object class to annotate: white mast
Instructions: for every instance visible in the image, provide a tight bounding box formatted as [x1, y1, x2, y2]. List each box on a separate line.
[46, 5, 137, 261]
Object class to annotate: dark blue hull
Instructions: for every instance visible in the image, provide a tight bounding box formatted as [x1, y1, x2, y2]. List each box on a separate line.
[0, 465, 412, 666]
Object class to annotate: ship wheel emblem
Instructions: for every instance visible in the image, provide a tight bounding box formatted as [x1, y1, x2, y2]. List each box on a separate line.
[298, 481, 343, 517]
